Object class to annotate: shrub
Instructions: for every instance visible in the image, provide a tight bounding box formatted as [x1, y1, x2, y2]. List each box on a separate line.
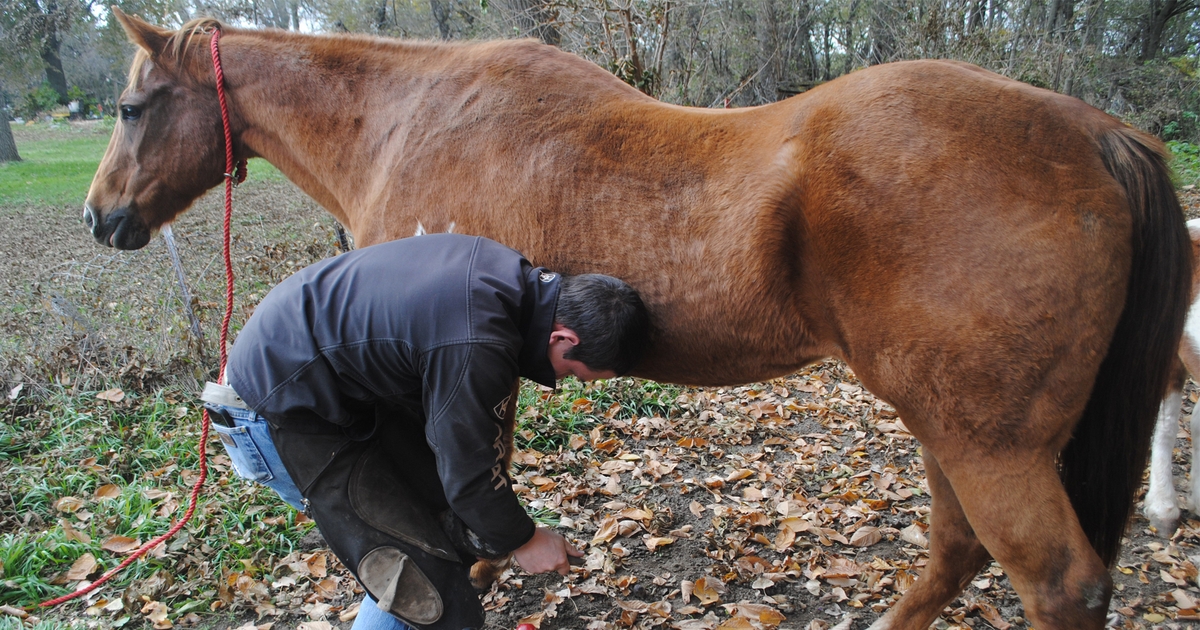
[1168, 140, 1200, 188]
[18, 83, 62, 119]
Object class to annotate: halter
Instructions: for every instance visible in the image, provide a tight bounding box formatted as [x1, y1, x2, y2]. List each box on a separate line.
[38, 27, 242, 609]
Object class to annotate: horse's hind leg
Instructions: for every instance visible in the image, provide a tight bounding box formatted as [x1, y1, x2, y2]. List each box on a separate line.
[869, 452, 991, 630]
[926, 446, 1111, 629]
[1144, 365, 1184, 533]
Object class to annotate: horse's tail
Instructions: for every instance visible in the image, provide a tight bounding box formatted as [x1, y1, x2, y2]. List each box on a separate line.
[1059, 126, 1191, 566]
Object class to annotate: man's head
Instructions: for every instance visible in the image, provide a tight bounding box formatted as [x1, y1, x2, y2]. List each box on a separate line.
[548, 274, 650, 381]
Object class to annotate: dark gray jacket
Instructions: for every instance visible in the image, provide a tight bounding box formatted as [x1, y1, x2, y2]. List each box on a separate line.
[227, 234, 560, 554]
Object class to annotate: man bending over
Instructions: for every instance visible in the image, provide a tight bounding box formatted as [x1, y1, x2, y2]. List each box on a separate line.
[201, 233, 651, 629]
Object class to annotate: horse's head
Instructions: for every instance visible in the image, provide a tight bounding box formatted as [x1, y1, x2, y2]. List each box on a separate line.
[84, 9, 234, 249]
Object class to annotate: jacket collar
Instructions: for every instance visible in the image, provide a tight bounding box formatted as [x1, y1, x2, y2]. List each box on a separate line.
[517, 265, 560, 388]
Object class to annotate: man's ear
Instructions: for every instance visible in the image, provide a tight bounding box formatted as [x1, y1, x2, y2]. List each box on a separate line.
[549, 324, 580, 347]
[112, 6, 171, 57]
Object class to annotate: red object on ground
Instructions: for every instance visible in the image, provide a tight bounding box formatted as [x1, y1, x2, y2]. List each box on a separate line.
[516, 625, 537, 630]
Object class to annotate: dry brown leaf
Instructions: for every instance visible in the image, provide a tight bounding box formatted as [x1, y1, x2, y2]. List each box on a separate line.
[725, 469, 753, 482]
[61, 519, 90, 544]
[644, 536, 675, 552]
[849, 526, 881, 547]
[94, 484, 121, 500]
[591, 516, 620, 545]
[102, 535, 141, 554]
[618, 507, 653, 522]
[306, 552, 328, 578]
[65, 553, 97, 581]
[313, 578, 339, 599]
[899, 523, 928, 548]
[140, 600, 171, 629]
[680, 579, 694, 604]
[973, 601, 1012, 630]
[0, 605, 27, 619]
[1173, 589, 1200, 610]
[96, 388, 125, 403]
[773, 528, 796, 552]
[729, 602, 786, 626]
[54, 496, 83, 513]
[693, 576, 725, 606]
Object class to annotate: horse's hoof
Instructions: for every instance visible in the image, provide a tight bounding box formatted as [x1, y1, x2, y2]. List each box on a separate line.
[1145, 506, 1180, 535]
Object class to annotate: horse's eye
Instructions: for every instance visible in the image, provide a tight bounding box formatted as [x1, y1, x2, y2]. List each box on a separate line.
[120, 105, 142, 121]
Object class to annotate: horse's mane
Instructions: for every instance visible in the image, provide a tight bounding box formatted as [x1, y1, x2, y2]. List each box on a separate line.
[127, 17, 226, 89]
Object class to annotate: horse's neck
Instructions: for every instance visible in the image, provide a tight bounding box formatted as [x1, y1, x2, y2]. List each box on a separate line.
[222, 34, 454, 229]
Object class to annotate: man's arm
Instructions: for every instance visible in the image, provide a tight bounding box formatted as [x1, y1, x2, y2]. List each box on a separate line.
[423, 343, 537, 554]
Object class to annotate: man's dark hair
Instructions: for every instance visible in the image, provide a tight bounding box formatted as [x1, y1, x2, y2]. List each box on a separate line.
[555, 274, 651, 375]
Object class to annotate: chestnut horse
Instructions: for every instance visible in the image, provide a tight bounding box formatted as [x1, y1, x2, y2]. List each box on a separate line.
[85, 10, 1190, 629]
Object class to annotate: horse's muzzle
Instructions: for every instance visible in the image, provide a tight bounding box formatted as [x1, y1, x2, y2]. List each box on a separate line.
[84, 204, 151, 250]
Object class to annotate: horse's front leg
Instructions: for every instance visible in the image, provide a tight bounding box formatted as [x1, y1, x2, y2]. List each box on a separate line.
[867, 451, 991, 630]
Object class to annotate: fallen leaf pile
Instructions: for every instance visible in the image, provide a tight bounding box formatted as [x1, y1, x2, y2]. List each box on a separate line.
[4, 361, 1200, 629]
[477, 361, 1200, 629]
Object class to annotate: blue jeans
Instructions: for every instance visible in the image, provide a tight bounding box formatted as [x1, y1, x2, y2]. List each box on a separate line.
[354, 595, 414, 630]
[207, 405, 305, 510]
[207, 404, 413, 630]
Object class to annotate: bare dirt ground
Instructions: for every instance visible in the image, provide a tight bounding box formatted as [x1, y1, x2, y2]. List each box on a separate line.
[2, 126, 1199, 629]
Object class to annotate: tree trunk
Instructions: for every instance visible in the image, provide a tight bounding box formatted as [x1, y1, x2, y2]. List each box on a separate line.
[500, 0, 561, 46]
[1140, 0, 1193, 62]
[40, 20, 69, 103]
[431, 0, 452, 39]
[0, 119, 20, 163]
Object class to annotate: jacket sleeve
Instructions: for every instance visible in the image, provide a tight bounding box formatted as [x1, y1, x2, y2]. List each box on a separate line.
[422, 342, 536, 554]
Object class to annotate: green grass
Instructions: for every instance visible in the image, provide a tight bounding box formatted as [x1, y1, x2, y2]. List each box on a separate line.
[1169, 140, 1200, 188]
[0, 122, 286, 207]
[514, 376, 682, 453]
[0, 126, 109, 206]
[0, 389, 309, 613]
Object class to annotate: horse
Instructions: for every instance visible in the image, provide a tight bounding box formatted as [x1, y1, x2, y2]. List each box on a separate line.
[83, 10, 1191, 629]
[1144, 219, 1200, 534]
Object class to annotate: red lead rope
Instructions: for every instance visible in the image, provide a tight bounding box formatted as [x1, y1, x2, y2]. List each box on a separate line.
[38, 28, 240, 610]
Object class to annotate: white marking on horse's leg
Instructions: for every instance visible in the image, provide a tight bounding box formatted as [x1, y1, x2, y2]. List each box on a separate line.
[865, 614, 890, 630]
[1146, 389, 1183, 533]
[1190, 406, 1200, 515]
[414, 221, 426, 236]
[446, 221, 456, 234]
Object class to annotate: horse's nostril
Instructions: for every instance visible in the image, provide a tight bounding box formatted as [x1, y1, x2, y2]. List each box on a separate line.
[83, 206, 96, 230]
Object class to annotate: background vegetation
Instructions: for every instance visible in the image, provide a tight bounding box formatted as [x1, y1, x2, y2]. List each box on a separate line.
[1, 1, 1198, 138]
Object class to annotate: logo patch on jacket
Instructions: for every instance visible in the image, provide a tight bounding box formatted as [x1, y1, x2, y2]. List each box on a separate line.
[493, 394, 511, 420]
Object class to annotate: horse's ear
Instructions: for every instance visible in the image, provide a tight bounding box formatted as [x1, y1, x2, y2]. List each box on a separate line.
[111, 6, 170, 57]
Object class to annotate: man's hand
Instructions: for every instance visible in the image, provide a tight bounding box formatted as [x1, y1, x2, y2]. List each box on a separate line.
[512, 526, 583, 576]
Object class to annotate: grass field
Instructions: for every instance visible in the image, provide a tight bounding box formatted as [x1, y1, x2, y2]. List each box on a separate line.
[0, 124, 110, 206]
[0, 121, 287, 208]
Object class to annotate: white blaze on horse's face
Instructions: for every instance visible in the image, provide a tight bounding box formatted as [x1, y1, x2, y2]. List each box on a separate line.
[83, 11, 228, 250]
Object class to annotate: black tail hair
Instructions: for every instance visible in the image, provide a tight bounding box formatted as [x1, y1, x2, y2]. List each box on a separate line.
[1059, 127, 1191, 566]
